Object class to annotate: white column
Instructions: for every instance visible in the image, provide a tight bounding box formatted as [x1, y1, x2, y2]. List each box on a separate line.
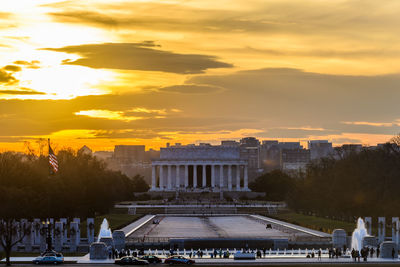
[219, 164, 224, 189]
[159, 165, 164, 189]
[176, 165, 180, 188]
[211, 165, 215, 188]
[151, 165, 156, 190]
[236, 165, 240, 191]
[193, 165, 197, 188]
[167, 165, 172, 189]
[202, 165, 206, 187]
[244, 165, 248, 190]
[228, 165, 232, 191]
[185, 165, 189, 188]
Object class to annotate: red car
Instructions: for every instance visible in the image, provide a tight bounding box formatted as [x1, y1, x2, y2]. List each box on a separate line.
[164, 256, 195, 265]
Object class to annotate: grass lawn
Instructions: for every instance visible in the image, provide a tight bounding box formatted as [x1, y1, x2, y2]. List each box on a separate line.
[271, 212, 358, 234]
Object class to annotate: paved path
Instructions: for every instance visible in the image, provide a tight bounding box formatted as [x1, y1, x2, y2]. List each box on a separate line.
[251, 215, 331, 238]
[120, 215, 156, 237]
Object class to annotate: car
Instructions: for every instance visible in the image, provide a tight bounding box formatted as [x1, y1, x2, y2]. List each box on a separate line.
[164, 256, 195, 265]
[115, 256, 149, 265]
[140, 255, 163, 264]
[32, 254, 64, 265]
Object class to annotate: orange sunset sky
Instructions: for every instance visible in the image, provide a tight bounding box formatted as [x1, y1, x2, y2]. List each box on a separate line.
[1, 0, 400, 152]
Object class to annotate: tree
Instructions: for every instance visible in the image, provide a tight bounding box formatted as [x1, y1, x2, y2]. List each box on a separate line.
[131, 175, 150, 192]
[249, 170, 294, 201]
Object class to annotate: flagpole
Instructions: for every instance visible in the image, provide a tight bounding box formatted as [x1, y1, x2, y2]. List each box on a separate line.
[46, 138, 52, 252]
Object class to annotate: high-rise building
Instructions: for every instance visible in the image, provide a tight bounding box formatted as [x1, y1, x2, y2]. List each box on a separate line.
[113, 145, 146, 163]
[308, 140, 333, 160]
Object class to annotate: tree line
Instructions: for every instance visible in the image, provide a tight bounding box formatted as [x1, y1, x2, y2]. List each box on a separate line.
[0, 149, 149, 219]
[250, 139, 400, 218]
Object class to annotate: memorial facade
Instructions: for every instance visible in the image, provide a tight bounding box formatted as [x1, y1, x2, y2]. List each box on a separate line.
[151, 145, 249, 191]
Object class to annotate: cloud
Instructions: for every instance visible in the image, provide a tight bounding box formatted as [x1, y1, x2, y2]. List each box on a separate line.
[0, 88, 45, 95]
[3, 65, 22, 72]
[341, 121, 400, 127]
[0, 68, 400, 146]
[159, 84, 224, 94]
[43, 42, 233, 74]
[13, 60, 41, 69]
[0, 69, 18, 84]
[75, 109, 144, 122]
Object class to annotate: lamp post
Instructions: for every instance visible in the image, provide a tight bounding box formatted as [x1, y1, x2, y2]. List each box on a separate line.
[43, 220, 52, 252]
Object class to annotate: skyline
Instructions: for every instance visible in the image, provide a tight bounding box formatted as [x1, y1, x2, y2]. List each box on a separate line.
[1, 0, 400, 152]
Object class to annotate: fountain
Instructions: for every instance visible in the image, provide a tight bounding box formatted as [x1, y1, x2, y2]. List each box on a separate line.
[351, 217, 368, 251]
[97, 218, 112, 242]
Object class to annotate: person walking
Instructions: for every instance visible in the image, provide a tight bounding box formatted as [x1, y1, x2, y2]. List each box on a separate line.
[318, 249, 321, 261]
[392, 248, 395, 259]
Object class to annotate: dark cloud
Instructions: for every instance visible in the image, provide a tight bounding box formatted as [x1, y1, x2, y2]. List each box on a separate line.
[0, 88, 45, 95]
[3, 65, 22, 72]
[42, 42, 233, 74]
[13, 60, 40, 69]
[0, 69, 18, 84]
[159, 84, 224, 94]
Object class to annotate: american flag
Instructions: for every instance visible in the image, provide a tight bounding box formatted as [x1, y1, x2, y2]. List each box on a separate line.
[48, 140, 58, 173]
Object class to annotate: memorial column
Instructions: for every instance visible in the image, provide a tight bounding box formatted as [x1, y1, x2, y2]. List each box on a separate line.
[151, 165, 156, 190]
[219, 164, 224, 189]
[211, 164, 215, 188]
[236, 164, 240, 191]
[167, 165, 172, 189]
[193, 165, 197, 188]
[202, 165, 206, 187]
[244, 165, 248, 190]
[176, 165, 180, 189]
[228, 165, 232, 191]
[159, 165, 164, 190]
[184, 164, 189, 188]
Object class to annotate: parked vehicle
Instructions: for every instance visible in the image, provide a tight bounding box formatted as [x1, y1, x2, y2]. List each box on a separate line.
[164, 256, 195, 265]
[32, 254, 64, 265]
[140, 255, 163, 264]
[115, 256, 149, 265]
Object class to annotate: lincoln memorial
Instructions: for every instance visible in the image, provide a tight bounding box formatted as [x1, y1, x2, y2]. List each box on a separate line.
[151, 144, 249, 192]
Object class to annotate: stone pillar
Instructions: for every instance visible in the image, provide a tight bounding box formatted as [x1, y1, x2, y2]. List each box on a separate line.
[364, 217, 372, 235]
[87, 218, 95, 244]
[236, 165, 240, 191]
[159, 165, 164, 189]
[193, 165, 197, 188]
[73, 218, 80, 244]
[392, 217, 399, 244]
[151, 165, 156, 190]
[202, 165, 206, 187]
[228, 165, 232, 191]
[176, 165, 180, 188]
[219, 165, 224, 189]
[60, 218, 67, 245]
[184, 165, 189, 188]
[167, 165, 172, 189]
[378, 217, 386, 244]
[33, 219, 41, 245]
[211, 165, 215, 188]
[40, 223, 47, 252]
[54, 222, 63, 252]
[70, 221, 79, 252]
[244, 165, 248, 190]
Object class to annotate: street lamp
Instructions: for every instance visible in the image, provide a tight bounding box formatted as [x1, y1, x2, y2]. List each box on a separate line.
[42, 220, 53, 252]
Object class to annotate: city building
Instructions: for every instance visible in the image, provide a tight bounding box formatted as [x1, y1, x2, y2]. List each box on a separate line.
[308, 140, 333, 160]
[151, 144, 249, 192]
[281, 149, 311, 173]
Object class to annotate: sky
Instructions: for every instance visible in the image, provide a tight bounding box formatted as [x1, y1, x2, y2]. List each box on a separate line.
[1, 0, 400, 152]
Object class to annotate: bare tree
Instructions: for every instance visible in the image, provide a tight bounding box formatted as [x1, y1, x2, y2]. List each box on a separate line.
[0, 220, 29, 266]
